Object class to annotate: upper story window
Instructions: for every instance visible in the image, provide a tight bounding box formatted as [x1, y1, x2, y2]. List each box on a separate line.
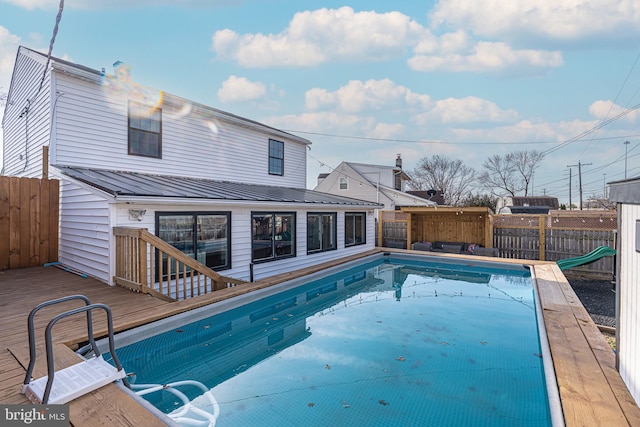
[252, 212, 295, 262]
[307, 213, 337, 254]
[345, 212, 366, 247]
[269, 139, 284, 176]
[339, 177, 348, 190]
[129, 101, 162, 158]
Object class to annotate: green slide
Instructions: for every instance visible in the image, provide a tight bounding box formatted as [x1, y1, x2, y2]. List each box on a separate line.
[556, 246, 616, 271]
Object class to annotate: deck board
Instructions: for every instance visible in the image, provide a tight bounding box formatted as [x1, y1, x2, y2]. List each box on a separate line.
[1, 251, 639, 426]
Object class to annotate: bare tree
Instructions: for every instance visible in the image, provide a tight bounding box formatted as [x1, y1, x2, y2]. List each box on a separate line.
[408, 155, 476, 206]
[478, 150, 544, 197]
[460, 193, 498, 212]
[0, 90, 7, 107]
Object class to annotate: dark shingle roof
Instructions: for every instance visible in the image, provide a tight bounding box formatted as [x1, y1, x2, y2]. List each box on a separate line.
[58, 167, 380, 207]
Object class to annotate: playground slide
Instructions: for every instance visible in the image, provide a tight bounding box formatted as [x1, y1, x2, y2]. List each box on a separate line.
[556, 246, 616, 271]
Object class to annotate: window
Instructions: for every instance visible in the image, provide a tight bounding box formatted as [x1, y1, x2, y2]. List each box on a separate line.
[345, 212, 366, 247]
[252, 212, 295, 262]
[339, 177, 348, 190]
[307, 213, 337, 254]
[156, 212, 230, 276]
[269, 139, 284, 176]
[129, 101, 162, 158]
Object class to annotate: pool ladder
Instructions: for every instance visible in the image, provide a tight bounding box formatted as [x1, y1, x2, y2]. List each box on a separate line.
[21, 295, 129, 404]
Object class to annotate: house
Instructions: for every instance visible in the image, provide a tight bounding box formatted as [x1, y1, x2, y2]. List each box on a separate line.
[1, 46, 382, 285]
[495, 196, 559, 214]
[608, 177, 640, 407]
[314, 155, 437, 211]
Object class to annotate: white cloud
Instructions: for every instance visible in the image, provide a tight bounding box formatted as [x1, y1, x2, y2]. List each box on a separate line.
[372, 122, 405, 139]
[0, 26, 22, 91]
[211, 7, 564, 74]
[430, 0, 640, 42]
[409, 40, 562, 73]
[217, 75, 267, 103]
[589, 100, 640, 124]
[414, 96, 519, 125]
[449, 118, 598, 146]
[305, 79, 431, 113]
[211, 6, 425, 68]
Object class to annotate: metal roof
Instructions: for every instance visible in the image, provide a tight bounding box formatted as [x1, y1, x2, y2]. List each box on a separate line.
[58, 167, 381, 207]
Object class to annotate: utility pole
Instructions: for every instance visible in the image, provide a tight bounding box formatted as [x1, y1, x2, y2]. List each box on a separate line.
[567, 167, 572, 210]
[567, 161, 592, 210]
[624, 140, 630, 179]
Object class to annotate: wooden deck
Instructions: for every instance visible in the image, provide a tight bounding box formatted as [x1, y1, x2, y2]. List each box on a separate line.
[1, 250, 639, 426]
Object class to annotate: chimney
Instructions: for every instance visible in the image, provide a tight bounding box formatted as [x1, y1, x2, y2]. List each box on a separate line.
[394, 154, 402, 191]
[113, 61, 131, 81]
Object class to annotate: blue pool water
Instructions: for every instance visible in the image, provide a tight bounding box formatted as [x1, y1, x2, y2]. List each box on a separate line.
[110, 255, 552, 426]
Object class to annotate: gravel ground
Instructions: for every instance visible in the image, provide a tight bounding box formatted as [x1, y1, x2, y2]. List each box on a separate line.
[566, 277, 616, 328]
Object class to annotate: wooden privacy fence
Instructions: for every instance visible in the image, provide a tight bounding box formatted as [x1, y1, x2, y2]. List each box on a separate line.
[379, 209, 617, 279]
[0, 176, 59, 270]
[493, 211, 616, 279]
[113, 227, 246, 301]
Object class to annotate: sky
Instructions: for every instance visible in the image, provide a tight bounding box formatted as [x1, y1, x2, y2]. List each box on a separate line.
[1, 0, 640, 205]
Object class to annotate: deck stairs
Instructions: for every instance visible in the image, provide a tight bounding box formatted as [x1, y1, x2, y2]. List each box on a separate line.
[21, 295, 128, 404]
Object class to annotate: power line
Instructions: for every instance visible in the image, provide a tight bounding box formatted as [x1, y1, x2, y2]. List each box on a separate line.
[287, 129, 640, 146]
[578, 51, 640, 158]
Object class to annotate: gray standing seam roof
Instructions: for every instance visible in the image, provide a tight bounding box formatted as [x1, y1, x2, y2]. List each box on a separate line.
[59, 167, 380, 207]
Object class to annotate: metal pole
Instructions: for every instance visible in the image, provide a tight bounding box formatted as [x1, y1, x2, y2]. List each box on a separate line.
[568, 167, 572, 210]
[624, 140, 630, 179]
[578, 162, 583, 210]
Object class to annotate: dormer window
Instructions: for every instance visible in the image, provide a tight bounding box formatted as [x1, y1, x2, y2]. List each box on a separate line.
[268, 139, 284, 175]
[128, 101, 162, 158]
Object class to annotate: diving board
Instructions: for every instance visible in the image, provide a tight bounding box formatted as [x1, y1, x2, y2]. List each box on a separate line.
[556, 246, 616, 271]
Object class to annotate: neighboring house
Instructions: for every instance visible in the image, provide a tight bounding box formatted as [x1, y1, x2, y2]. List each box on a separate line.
[495, 196, 559, 214]
[608, 177, 640, 407]
[405, 190, 446, 206]
[314, 155, 436, 211]
[2, 46, 382, 284]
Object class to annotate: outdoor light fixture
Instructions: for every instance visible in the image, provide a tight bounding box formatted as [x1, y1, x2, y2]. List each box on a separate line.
[128, 209, 146, 221]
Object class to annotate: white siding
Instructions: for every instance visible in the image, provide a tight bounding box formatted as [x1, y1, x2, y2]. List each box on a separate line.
[107, 202, 377, 284]
[314, 163, 389, 205]
[2, 49, 51, 177]
[51, 73, 307, 188]
[619, 202, 640, 406]
[59, 180, 111, 282]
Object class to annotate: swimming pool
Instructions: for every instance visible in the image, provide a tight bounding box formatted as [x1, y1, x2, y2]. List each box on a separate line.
[106, 253, 559, 426]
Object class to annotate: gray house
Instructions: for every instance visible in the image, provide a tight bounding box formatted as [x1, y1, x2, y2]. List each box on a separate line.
[2, 46, 382, 286]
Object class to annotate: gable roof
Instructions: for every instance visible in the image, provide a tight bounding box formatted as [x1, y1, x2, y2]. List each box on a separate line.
[11, 46, 311, 147]
[347, 161, 411, 181]
[58, 167, 381, 207]
[510, 196, 559, 209]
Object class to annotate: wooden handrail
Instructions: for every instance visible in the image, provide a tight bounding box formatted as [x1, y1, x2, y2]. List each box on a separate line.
[113, 227, 246, 301]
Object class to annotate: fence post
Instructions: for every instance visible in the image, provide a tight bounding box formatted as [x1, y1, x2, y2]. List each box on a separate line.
[378, 210, 383, 247]
[539, 215, 546, 261]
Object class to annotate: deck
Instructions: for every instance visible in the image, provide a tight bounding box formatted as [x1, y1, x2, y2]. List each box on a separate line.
[1, 250, 639, 426]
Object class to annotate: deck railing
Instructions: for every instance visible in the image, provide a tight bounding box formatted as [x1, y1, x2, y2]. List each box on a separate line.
[113, 227, 246, 301]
